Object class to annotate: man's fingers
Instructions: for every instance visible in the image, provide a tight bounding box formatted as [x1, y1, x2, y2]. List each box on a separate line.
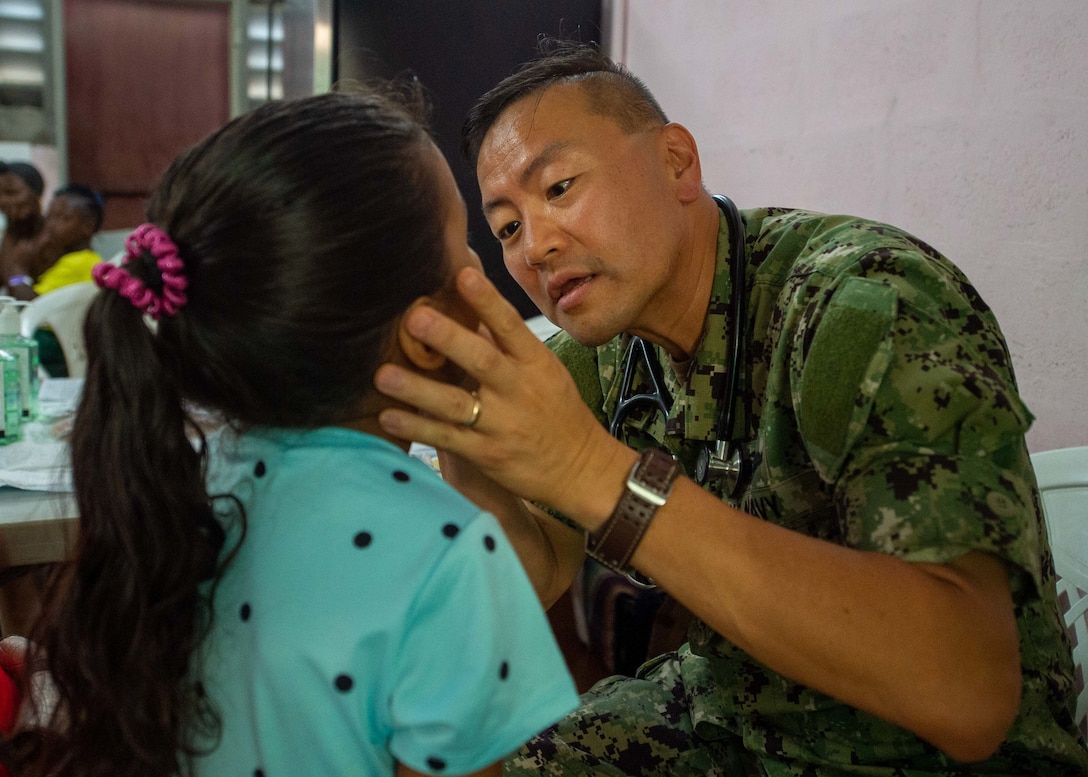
[374, 364, 478, 425]
[378, 403, 476, 455]
[400, 269, 553, 389]
[457, 267, 544, 358]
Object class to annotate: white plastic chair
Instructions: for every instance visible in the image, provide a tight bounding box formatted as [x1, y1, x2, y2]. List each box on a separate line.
[19, 282, 99, 378]
[1032, 445, 1088, 740]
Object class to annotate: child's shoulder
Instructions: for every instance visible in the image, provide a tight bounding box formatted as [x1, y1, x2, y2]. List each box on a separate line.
[209, 424, 486, 539]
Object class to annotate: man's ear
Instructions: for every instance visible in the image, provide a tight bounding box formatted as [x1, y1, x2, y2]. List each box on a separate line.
[661, 122, 703, 204]
[397, 298, 447, 372]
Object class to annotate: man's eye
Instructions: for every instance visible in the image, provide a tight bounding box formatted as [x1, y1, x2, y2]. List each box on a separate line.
[496, 220, 521, 240]
[547, 179, 572, 198]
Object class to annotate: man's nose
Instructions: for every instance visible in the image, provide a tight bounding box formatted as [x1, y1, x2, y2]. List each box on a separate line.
[520, 214, 565, 269]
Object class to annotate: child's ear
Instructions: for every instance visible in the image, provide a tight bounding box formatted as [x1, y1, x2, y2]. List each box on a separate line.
[397, 298, 447, 372]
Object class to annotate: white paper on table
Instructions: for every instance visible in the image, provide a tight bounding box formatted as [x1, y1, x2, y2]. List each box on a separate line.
[37, 377, 84, 420]
[0, 421, 72, 491]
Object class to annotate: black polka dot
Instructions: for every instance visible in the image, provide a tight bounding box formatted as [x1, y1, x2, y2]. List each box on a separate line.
[240, 603, 251, 621]
[334, 673, 354, 692]
[426, 756, 447, 772]
[353, 531, 372, 548]
[254, 770, 265, 777]
[499, 661, 509, 680]
[254, 461, 266, 477]
[392, 470, 410, 482]
[442, 523, 459, 539]
[483, 535, 496, 552]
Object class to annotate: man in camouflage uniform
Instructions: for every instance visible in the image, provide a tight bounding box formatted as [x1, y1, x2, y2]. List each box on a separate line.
[374, 41, 1088, 775]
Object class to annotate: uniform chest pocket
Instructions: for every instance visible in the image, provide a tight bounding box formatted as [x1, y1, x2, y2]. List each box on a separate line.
[740, 461, 838, 540]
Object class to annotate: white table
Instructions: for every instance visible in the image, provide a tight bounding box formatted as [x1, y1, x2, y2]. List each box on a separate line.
[0, 487, 78, 572]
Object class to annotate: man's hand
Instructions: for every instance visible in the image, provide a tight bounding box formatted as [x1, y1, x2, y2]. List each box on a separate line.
[375, 266, 632, 529]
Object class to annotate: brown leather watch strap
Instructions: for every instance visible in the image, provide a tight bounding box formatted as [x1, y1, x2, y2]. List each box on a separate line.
[586, 447, 680, 574]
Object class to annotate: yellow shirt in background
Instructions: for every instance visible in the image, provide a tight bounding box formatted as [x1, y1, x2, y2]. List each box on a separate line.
[33, 248, 102, 295]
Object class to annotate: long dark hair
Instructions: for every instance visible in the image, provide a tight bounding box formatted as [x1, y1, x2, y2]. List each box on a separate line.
[15, 86, 447, 776]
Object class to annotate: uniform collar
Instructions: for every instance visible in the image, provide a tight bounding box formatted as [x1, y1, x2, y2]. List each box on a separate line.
[664, 207, 737, 442]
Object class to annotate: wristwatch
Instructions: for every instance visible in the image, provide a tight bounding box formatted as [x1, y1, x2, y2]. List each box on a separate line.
[586, 447, 681, 575]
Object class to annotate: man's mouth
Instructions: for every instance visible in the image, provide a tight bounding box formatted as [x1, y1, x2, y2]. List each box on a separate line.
[549, 275, 593, 302]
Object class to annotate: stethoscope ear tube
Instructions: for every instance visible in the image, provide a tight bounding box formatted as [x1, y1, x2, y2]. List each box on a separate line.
[609, 335, 672, 438]
[694, 196, 749, 498]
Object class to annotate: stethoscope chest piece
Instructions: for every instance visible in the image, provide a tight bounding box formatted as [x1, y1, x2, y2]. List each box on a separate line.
[695, 440, 750, 498]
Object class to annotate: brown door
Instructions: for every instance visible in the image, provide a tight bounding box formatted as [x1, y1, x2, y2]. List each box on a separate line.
[65, 0, 231, 230]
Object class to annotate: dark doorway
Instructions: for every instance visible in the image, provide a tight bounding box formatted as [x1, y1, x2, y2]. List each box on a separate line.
[334, 1, 603, 319]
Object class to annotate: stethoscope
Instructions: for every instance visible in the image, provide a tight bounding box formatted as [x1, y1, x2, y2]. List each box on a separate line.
[609, 194, 752, 500]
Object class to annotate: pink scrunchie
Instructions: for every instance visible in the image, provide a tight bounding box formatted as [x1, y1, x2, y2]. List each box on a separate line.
[93, 223, 189, 320]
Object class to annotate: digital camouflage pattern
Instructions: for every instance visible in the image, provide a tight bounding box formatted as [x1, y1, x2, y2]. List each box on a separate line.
[507, 208, 1088, 776]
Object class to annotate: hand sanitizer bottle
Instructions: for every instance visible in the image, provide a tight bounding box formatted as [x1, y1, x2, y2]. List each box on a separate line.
[0, 347, 20, 444]
[0, 296, 39, 422]
[10, 300, 41, 420]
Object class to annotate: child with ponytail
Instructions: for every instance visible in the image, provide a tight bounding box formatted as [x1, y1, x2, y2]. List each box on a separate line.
[13, 85, 577, 777]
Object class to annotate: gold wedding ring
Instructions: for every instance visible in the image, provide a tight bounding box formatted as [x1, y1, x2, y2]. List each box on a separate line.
[463, 390, 482, 428]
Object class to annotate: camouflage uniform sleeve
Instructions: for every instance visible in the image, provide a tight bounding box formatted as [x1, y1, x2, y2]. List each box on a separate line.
[792, 247, 1043, 601]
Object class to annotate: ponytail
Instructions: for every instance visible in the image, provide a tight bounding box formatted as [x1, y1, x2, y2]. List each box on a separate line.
[18, 291, 226, 777]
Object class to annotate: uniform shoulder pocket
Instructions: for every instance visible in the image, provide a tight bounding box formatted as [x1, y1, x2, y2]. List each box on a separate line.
[796, 277, 898, 481]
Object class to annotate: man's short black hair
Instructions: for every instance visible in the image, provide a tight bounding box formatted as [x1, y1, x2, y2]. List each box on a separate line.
[460, 39, 668, 168]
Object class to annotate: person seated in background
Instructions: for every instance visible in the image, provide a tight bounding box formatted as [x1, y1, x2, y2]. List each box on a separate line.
[6, 183, 104, 376]
[0, 162, 46, 288]
[8, 86, 577, 777]
[4, 183, 104, 303]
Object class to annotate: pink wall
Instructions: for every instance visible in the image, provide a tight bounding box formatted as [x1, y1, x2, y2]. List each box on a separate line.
[606, 0, 1088, 452]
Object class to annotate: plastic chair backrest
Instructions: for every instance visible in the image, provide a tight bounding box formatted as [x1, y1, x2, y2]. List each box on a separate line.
[19, 282, 99, 378]
[1032, 445, 1088, 741]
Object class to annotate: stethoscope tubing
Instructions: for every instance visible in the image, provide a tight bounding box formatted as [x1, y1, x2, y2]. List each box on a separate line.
[608, 195, 747, 467]
[712, 194, 747, 448]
